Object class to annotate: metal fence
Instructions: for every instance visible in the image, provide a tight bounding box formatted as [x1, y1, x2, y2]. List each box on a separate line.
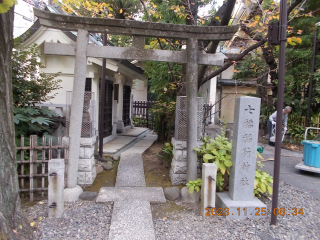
[174, 96, 203, 141]
[133, 101, 156, 129]
[66, 91, 96, 138]
[16, 135, 68, 202]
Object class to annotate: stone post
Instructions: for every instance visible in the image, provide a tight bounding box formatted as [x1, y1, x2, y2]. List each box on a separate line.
[201, 163, 217, 218]
[48, 159, 65, 218]
[66, 29, 89, 190]
[216, 97, 267, 219]
[228, 97, 260, 201]
[186, 38, 198, 182]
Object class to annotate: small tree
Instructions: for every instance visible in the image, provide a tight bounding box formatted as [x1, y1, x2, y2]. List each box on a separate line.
[12, 42, 62, 139]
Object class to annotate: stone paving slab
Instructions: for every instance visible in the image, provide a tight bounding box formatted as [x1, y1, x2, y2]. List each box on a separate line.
[103, 136, 136, 153]
[96, 187, 166, 203]
[115, 153, 146, 187]
[109, 200, 155, 240]
[121, 147, 151, 155]
[118, 127, 149, 137]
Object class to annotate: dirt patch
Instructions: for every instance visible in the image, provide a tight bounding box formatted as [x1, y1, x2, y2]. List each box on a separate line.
[83, 160, 119, 193]
[143, 143, 190, 219]
[143, 143, 173, 188]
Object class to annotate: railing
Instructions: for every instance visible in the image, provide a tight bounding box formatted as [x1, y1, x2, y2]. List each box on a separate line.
[133, 101, 156, 129]
[203, 103, 214, 125]
[16, 135, 68, 202]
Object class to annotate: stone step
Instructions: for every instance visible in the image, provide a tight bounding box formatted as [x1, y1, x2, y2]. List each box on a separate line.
[118, 127, 149, 137]
[116, 153, 146, 187]
[103, 136, 137, 154]
[96, 187, 166, 204]
[109, 200, 155, 240]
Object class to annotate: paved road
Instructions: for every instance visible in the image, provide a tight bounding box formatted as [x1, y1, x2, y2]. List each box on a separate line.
[260, 145, 320, 200]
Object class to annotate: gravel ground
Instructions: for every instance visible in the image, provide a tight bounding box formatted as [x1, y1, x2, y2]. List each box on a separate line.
[24, 201, 113, 239]
[24, 181, 320, 240]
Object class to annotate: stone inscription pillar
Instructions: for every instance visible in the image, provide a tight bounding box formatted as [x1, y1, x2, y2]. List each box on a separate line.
[229, 97, 261, 200]
[216, 96, 267, 220]
[186, 38, 198, 182]
[67, 29, 89, 188]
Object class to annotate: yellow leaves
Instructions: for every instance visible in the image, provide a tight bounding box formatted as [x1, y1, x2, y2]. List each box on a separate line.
[0, 0, 17, 13]
[254, 15, 260, 21]
[297, 29, 303, 35]
[30, 222, 35, 227]
[119, 8, 123, 14]
[287, 37, 302, 45]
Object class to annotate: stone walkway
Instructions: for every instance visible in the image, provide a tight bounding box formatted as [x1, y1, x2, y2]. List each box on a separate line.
[96, 132, 166, 240]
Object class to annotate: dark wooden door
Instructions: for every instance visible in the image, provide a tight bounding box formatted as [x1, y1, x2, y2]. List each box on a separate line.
[99, 79, 113, 137]
[123, 85, 131, 127]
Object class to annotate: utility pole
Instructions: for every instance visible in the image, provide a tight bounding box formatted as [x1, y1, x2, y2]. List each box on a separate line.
[270, 0, 287, 225]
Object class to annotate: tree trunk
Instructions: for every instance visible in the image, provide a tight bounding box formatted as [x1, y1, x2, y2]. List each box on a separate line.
[0, 6, 33, 240]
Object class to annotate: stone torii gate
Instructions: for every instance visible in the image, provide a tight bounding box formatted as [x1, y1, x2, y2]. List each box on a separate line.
[33, 8, 238, 197]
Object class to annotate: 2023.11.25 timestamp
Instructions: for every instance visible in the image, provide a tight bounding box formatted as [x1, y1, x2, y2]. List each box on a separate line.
[205, 207, 304, 216]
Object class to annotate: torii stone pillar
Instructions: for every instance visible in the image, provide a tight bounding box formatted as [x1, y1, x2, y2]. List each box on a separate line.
[186, 38, 199, 182]
[64, 29, 89, 200]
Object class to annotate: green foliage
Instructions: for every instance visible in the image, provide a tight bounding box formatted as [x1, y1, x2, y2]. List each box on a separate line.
[194, 134, 232, 191]
[146, 61, 181, 141]
[233, 54, 268, 82]
[186, 178, 202, 194]
[12, 43, 61, 138]
[13, 107, 56, 138]
[254, 161, 273, 197]
[12, 43, 61, 107]
[195, 134, 273, 197]
[157, 142, 173, 165]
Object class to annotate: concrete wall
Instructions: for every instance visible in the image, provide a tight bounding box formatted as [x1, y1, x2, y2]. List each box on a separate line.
[221, 65, 235, 79]
[219, 85, 256, 123]
[132, 79, 147, 101]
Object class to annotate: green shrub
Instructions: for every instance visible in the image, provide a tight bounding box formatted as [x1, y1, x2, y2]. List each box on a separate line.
[186, 178, 202, 194]
[195, 134, 273, 197]
[157, 142, 173, 165]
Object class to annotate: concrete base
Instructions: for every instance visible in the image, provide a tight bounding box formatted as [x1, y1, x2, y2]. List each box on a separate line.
[117, 121, 125, 133]
[124, 125, 132, 132]
[216, 192, 267, 220]
[96, 187, 166, 203]
[64, 185, 83, 202]
[103, 134, 117, 144]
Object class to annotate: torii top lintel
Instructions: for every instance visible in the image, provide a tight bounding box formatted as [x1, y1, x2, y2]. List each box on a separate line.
[34, 8, 238, 41]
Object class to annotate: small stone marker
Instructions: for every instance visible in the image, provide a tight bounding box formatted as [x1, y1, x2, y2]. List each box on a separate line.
[48, 159, 65, 218]
[201, 163, 217, 218]
[216, 97, 267, 219]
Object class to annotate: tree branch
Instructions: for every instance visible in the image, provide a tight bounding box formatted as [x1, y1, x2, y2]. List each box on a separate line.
[201, 38, 267, 86]
[198, 0, 237, 89]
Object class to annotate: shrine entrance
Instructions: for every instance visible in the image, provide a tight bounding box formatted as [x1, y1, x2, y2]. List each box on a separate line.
[33, 8, 238, 189]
